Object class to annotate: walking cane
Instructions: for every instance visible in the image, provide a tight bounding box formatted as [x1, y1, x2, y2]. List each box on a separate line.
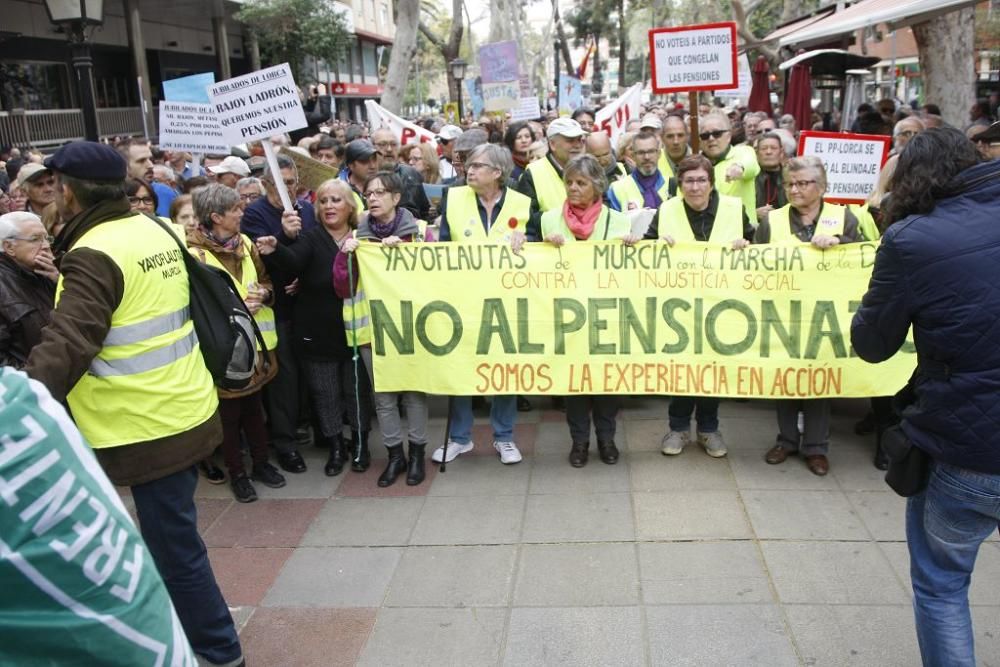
[440, 396, 453, 473]
[346, 252, 364, 468]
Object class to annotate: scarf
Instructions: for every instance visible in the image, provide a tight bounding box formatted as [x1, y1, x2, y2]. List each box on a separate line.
[562, 199, 603, 241]
[203, 226, 244, 253]
[635, 171, 662, 209]
[368, 207, 404, 239]
[512, 153, 529, 170]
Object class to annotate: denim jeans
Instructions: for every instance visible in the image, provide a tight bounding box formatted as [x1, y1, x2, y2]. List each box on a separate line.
[668, 396, 720, 432]
[907, 460, 1000, 666]
[132, 466, 242, 665]
[449, 396, 517, 444]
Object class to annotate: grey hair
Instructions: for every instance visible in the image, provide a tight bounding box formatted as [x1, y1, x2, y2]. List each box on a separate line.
[563, 154, 608, 198]
[236, 176, 264, 193]
[467, 144, 514, 187]
[701, 113, 731, 131]
[784, 155, 827, 190]
[262, 154, 297, 182]
[152, 164, 176, 183]
[0, 211, 41, 241]
[191, 183, 241, 229]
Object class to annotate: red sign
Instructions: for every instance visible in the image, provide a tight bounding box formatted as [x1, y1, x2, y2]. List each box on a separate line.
[330, 82, 384, 97]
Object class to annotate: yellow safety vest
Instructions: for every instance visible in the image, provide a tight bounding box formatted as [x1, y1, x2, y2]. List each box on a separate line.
[609, 174, 672, 212]
[197, 235, 278, 351]
[711, 144, 759, 221]
[445, 185, 530, 242]
[59, 213, 217, 448]
[656, 194, 744, 244]
[524, 156, 566, 213]
[539, 205, 631, 243]
[657, 151, 677, 182]
[769, 203, 847, 244]
[846, 203, 880, 241]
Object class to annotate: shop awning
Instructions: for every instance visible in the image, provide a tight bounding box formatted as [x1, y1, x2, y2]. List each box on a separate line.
[761, 9, 835, 44]
[777, 0, 979, 49]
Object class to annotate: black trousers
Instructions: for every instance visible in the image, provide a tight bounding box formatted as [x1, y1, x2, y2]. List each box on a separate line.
[565, 395, 620, 444]
[263, 320, 301, 453]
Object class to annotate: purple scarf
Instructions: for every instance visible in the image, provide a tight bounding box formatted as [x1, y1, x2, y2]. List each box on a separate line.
[368, 208, 404, 239]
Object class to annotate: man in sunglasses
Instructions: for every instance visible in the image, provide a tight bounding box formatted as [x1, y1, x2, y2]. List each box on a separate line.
[698, 113, 760, 222]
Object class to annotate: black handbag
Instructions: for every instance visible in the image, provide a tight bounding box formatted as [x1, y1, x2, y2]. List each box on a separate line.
[881, 424, 930, 497]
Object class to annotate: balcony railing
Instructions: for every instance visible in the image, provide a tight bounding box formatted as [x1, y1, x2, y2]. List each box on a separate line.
[0, 107, 155, 149]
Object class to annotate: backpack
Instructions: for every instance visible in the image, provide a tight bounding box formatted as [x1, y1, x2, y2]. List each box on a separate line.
[149, 217, 264, 390]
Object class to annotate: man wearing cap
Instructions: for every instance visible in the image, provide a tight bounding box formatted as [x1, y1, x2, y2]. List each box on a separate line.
[436, 124, 463, 181]
[699, 113, 760, 221]
[608, 130, 672, 212]
[207, 156, 251, 189]
[450, 128, 489, 185]
[341, 139, 381, 210]
[515, 117, 587, 241]
[370, 128, 431, 221]
[972, 121, 1000, 160]
[586, 132, 627, 184]
[16, 163, 56, 217]
[114, 138, 177, 217]
[24, 141, 245, 667]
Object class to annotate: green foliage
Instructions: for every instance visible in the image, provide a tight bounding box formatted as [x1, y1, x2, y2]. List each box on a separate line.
[976, 5, 1000, 50]
[237, 0, 353, 82]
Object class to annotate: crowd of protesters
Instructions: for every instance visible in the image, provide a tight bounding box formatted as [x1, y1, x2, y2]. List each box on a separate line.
[1, 85, 999, 666]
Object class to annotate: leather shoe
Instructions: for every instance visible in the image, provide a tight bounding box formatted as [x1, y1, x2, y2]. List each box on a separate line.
[805, 454, 829, 476]
[569, 442, 589, 468]
[277, 450, 307, 474]
[765, 444, 795, 465]
[597, 440, 619, 464]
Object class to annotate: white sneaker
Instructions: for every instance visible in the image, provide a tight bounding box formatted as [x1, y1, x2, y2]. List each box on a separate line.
[697, 431, 728, 458]
[431, 440, 474, 463]
[493, 440, 523, 464]
[660, 430, 690, 456]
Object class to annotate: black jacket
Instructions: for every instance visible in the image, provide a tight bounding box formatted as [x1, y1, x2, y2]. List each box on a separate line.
[0, 255, 55, 369]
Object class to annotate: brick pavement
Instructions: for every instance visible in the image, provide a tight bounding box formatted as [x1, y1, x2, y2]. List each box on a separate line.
[129, 397, 1000, 666]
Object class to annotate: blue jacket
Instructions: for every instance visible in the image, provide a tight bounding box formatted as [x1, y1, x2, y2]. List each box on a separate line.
[851, 160, 1000, 474]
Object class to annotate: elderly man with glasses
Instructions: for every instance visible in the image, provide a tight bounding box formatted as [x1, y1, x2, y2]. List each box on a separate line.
[0, 211, 56, 369]
[699, 113, 760, 222]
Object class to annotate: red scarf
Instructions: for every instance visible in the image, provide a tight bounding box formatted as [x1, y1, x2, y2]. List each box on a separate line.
[562, 200, 603, 240]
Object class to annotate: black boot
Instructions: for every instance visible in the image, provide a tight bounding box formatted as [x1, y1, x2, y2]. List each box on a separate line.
[377, 445, 407, 487]
[406, 442, 426, 486]
[351, 430, 371, 472]
[324, 435, 347, 477]
[873, 427, 890, 471]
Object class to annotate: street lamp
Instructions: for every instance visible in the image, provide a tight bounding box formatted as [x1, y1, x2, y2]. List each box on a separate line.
[44, 0, 104, 142]
[449, 58, 467, 125]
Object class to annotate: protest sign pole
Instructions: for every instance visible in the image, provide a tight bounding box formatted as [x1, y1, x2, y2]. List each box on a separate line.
[261, 140, 294, 212]
[690, 91, 700, 154]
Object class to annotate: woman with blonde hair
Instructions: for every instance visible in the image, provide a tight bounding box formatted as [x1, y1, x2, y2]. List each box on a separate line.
[403, 143, 441, 184]
[256, 178, 374, 478]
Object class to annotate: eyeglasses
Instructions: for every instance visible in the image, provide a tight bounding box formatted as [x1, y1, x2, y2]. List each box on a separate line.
[374, 141, 398, 150]
[784, 180, 817, 191]
[634, 149, 660, 157]
[11, 234, 53, 245]
[466, 162, 497, 171]
[363, 188, 390, 199]
[698, 129, 727, 141]
[239, 193, 261, 202]
[681, 177, 710, 186]
[128, 196, 155, 206]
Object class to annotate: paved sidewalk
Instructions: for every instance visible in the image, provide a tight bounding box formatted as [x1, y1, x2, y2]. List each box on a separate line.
[144, 398, 1000, 665]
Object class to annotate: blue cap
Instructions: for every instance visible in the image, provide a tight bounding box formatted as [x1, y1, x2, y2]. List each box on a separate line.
[44, 141, 127, 181]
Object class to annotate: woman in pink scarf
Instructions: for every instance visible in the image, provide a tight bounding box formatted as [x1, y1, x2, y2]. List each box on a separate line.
[538, 154, 637, 468]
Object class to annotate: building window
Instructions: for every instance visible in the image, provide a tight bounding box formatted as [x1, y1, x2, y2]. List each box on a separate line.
[0, 61, 73, 111]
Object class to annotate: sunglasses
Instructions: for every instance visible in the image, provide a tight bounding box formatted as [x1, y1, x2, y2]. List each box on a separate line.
[699, 129, 727, 141]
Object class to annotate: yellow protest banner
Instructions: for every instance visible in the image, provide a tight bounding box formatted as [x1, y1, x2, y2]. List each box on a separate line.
[355, 240, 914, 397]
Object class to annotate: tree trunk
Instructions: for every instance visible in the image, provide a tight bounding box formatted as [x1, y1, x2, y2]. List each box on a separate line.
[591, 38, 604, 97]
[381, 0, 421, 113]
[913, 7, 975, 127]
[553, 0, 575, 75]
[617, 0, 627, 89]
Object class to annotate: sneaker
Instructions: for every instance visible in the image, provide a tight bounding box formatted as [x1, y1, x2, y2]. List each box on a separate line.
[660, 430, 690, 456]
[697, 431, 728, 458]
[251, 462, 287, 489]
[199, 460, 226, 484]
[231, 474, 257, 503]
[431, 440, 474, 463]
[493, 440, 523, 465]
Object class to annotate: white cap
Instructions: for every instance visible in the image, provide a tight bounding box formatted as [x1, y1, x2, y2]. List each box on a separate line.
[546, 117, 587, 139]
[639, 114, 663, 130]
[436, 124, 463, 141]
[16, 163, 51, 188]
[207, 155, 250, 177]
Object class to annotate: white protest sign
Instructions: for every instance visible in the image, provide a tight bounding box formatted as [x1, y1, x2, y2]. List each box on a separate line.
[482, 80, 520, 112]
[798, 131, 891, 205]
[365, 100, 438, 145]
[510, 97, 541, 122]
[208, 63, 307, 146]
[594, 83, 642, 146]
[157, 102, 229, 154]
[649, 21, 738, 94]
[717, 54, 752, 98]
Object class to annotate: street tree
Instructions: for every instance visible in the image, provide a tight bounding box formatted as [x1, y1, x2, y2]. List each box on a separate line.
[382, 0, 425, 112]
[913, 7, 976, 126]
[237, 0, 352, 83]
